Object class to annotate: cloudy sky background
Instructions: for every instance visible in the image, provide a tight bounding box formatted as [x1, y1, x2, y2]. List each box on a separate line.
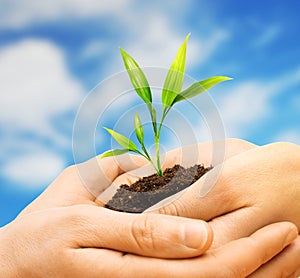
[1, 0, 300, 226]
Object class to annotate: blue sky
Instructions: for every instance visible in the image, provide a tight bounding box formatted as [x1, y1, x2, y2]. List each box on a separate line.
[0, 0, 300, 226]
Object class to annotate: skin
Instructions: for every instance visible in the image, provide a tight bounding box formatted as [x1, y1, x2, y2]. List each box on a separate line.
[149, 141, 300, 247]
[0, 211, 297, 277]
[0, 205, 214, 277]
[115, 140, 300, 244]
[0, 140, 298, 277]
[111, 139, 300, 276]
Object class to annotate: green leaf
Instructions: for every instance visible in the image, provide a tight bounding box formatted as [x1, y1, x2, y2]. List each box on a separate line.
[101, 149, 129, 158]
[134, 112, 144, 145]
[120, 48, 152, 104]
[172, 76, 232, 105]
[162, 33, 190, 109]
[103, 127, 139, 152]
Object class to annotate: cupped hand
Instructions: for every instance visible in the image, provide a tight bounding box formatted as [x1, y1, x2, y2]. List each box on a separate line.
[8, 140, 300, 277]
[150, 142, 300, 248]
[1, 204, 214, 277]
[19, 138, 254, 216]
[18, 154, 147, 215]
[110, 139, 300, 276]
[1, 208, 298, 277]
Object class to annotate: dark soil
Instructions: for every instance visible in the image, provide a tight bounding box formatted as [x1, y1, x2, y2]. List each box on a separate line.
[105, 164, 212, 213]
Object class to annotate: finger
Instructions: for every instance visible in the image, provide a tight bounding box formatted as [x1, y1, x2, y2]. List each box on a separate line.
[70, 222, 297, 278]
[76, 153, 147, 196]
[247, 236, 300, 278]
[153, 163, 237, 219]
[209, 206, 274, 248]
[292, 269, 300, 278]
[87, 139, 256, 203]
[69, 205, 213, 259]
[154, 143, 262, 220]
[210, 195, 300, 250]
[98, 138, 256, 207]
[155, 142, 300, 237]
[110, 139, 257, 194]
[154, 143, 300, 249]
[162, 138, 257, 168]
[204, 222, 298, 277]
[19, 153, 147, 215]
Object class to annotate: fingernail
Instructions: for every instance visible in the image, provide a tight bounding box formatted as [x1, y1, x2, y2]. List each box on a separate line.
[184, 221, 209, 250]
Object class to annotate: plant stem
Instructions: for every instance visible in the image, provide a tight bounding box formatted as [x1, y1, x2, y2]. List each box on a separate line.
[153, 109, 169, 176]
[137, 150, 160, 174]
[154, 135, 163, 176]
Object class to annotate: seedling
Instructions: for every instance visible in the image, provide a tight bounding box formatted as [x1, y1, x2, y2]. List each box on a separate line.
[102, 34, 231, 176]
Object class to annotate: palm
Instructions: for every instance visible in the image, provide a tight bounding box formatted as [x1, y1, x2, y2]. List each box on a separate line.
[19, 139, 255, 216]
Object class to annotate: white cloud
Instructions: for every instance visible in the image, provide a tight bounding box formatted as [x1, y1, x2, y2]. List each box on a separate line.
[80, 40, 111, 60]
[215, 67, 300, 138]
[0, 0, 131, 28]
[0, 39, 84, 145]
[217, 81, 273, 136]
[120, 14, 229, 70]
[73, 1, 229, 74]
[0, 39, 84, 186]
[2, 150, 65, 188]
[1, 0, 229, 74]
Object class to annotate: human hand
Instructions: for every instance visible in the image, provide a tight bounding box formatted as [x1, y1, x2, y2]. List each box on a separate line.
[0, 209, 298, 277]
[150, 142, 300, 248]
[13, 139, 300, 277]
[109, 139, 300, 276]
[1, 203, 215, 277]
[18, 154, 147, 216]
[19, 138, 255, 217]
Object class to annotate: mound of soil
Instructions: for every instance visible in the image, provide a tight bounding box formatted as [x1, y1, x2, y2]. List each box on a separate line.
[105, 164, 212, 213]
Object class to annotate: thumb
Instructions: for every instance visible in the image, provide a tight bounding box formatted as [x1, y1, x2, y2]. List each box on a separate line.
[66, 205, 213, 259]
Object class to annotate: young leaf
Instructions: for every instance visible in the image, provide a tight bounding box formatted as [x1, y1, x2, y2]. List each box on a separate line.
[162, 33, 190, 109]
[101, 149, 129, 158]
[103, 127, 139, 152]
[120, 48, 152, 104]
[134, 112, 144, 145]
[172, 76, 232, 105]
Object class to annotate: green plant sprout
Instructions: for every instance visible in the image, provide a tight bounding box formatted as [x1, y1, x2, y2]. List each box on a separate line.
[101, 34, 231, 176]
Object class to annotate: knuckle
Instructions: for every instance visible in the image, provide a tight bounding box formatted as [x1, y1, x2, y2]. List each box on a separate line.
[64, 206, 91, 227]
[271, 142, 300, 157]
[62, 206, 99, 243]
[130, 215, 158, 251]
[243, 236, 282, 269]
[158, 202, 180, 216]
[213, 167, 236, 194]
[246, 237, 271, 265]
[227, 138, 256, 150]
[220, 262, 246, 278]
[267, 142, 300, 172]
[209, 252, 244, 278]
[61, 165, 77, 178]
